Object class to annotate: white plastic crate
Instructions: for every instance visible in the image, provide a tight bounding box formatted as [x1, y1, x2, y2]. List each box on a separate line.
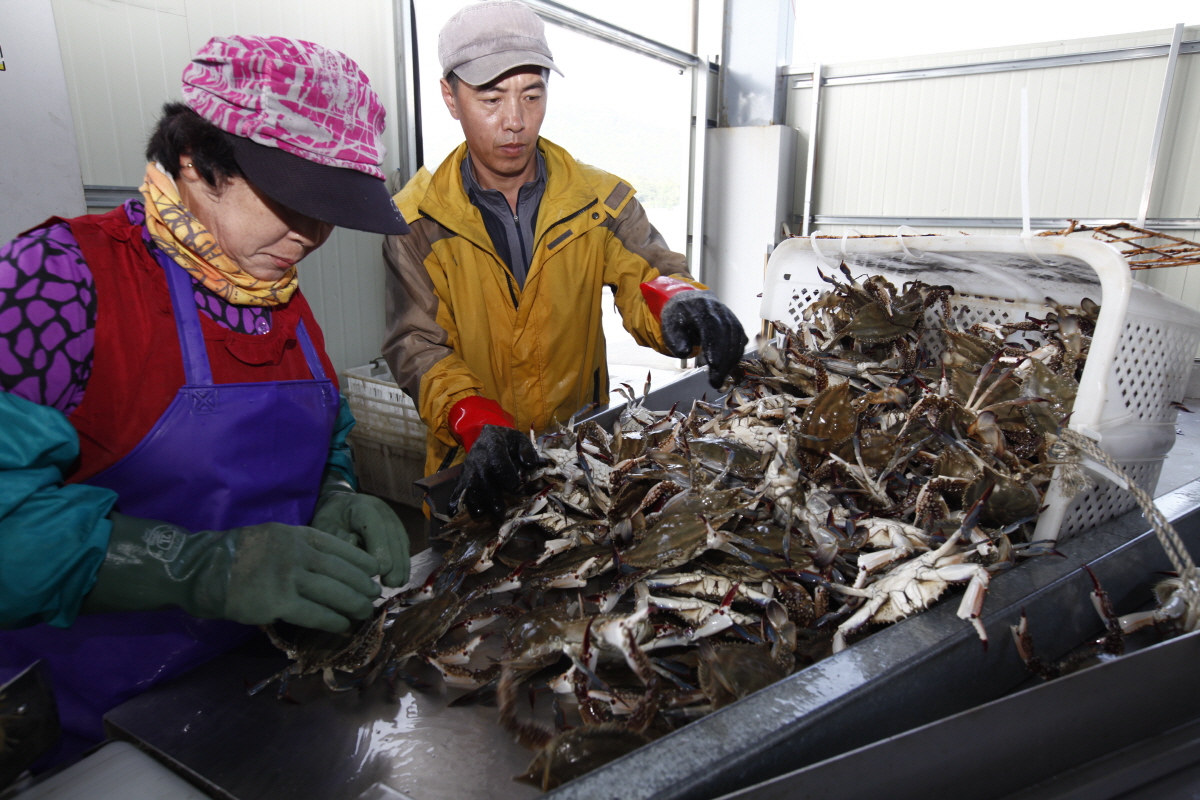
[344, 360, 427, 508]
[347, 433, 426, 508]
[760, 233, 1200, 542]
[344, 360, 426, 453]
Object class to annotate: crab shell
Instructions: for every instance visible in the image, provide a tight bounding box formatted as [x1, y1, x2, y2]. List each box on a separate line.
[868, 568, 952, 624]
[517, 724, 651, 791]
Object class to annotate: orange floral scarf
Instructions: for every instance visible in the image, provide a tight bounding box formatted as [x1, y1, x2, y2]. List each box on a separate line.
[139, 162, 298, 307]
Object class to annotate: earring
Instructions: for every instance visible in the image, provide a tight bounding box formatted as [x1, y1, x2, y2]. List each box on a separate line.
[186, 162, 194, 169]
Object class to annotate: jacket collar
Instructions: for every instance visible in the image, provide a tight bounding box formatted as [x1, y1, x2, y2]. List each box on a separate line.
[419, 138, 604, 252]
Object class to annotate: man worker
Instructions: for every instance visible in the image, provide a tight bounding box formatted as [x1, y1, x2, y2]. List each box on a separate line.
[382, 0, 747, 519]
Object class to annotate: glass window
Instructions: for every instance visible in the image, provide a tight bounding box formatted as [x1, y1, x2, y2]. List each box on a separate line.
[552, 0, 695, 54]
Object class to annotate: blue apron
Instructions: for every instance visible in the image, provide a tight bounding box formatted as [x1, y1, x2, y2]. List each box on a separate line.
[0, 249, 339, 766]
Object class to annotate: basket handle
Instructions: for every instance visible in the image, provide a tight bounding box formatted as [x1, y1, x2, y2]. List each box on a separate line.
[809, 230, 838, 269]
[840, 228, 864, 256]
[1021, 233, 1050, 266]
[895, 225, 920, 258]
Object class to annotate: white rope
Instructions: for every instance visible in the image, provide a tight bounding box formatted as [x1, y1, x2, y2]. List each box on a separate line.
[1058, 428, 1200, 631]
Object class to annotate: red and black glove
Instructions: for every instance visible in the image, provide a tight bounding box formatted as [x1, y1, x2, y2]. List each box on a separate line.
[641, 276, 748, 388]
[448, 397, 541, 519]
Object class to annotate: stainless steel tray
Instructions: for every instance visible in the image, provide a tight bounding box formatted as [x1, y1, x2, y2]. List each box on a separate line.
[540, 480, 1200, 800]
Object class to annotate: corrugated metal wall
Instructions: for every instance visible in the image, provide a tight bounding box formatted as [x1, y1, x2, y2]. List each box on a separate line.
[785, 27, 1200, 305]
[50, 0, 400, 382]
[788, 27, 1198, 227]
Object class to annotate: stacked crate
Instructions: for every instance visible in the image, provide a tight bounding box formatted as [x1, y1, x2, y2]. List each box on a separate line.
[343, 359, 426, 508]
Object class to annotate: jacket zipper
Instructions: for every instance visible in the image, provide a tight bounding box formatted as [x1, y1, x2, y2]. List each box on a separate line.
[424, 208, 521, 310]
[515, 212, 530, 273]
[425, 197, 599, 311]
[503, 271, 519, 309]
[535, 199, 598, 249]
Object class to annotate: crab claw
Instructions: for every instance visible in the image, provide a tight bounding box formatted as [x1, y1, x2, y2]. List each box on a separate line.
[1081, 564, 1115, 620]
[1010, 610, 1034, 662]
[956, 483, 994, 539]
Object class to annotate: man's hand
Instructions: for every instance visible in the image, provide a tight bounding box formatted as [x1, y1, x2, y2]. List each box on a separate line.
[660, 290, 748, 388]
[452, 425, 542, 519]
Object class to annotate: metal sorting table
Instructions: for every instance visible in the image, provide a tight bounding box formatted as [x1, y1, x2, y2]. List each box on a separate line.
[104, 369, 1200, 800]
[715, 626, 1200, 800]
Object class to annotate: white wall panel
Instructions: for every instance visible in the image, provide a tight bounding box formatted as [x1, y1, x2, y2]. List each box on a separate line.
[786, 24, 1200, 341]
[1154, 52, 1200, 220]
[810, 57, 1167, 221]
[819, 28, 1182, 78]
[49, 0, 402, 381]
[0, 0, 86, 243]
[52, 0, 191, 186]
[703, 125, 797, 336]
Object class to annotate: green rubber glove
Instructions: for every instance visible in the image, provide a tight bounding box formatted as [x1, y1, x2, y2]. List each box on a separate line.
[81, 512, 381, 633]
[311, 470, 410, 587]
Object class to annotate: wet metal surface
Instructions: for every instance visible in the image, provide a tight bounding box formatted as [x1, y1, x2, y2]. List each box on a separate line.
[104, 549, 540, 800]
[109, 643, 540, 800]
[711, 629, 1200, 800]
[104, 480, 1200, 800]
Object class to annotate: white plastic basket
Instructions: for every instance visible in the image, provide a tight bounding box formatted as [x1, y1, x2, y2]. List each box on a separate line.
[344, 361, 425, 453]
[344, 360, 427, 508]
[346, 434, 426, 508]
[760, 233, 1200, 542]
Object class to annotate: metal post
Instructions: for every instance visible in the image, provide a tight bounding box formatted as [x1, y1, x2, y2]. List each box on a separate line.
[391, 0, 421, 183]
[801, 64, 822, 237]
[687, 59, 711, 283]
[1137, 23, 1184, 228]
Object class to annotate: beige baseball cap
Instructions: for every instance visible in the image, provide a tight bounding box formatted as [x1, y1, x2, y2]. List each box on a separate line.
[439, 1, 564, 86]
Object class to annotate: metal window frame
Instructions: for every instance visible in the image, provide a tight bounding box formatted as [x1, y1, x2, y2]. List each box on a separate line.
[808, 215, 1200, 231]
[1138, 24, 1186, 227]
[800, 63, 821, 237]
[523, 0, 709, 281]
[522, 0, 700, 70]
[392, 0, 421, 184]
[787, 39, 1200, 89]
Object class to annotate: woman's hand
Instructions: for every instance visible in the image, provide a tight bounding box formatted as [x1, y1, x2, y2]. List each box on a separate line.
[83, 513, 384, 633]
[311, 479, 410, 588]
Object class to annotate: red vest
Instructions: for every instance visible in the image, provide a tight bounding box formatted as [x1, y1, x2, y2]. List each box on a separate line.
[60, 207, 336, 482]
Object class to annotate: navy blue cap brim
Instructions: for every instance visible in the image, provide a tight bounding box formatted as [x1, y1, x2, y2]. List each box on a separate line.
[224, 133, 409, 236]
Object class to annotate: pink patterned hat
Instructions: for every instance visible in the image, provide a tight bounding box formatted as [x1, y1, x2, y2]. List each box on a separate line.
[184, 35, 386, 179]
[183, 35, 408, 235]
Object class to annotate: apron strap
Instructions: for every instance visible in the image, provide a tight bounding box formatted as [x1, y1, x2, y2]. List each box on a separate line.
[156, 246, 215, 386]
[295, 320, 328, 382]
[153, 244, 328, 385]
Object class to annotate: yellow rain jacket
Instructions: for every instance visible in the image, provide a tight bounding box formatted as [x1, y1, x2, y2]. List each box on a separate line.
[382, 137, 704, 477]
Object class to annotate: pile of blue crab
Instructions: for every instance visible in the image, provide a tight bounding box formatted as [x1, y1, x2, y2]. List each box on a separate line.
[261, 266, 1100, 790]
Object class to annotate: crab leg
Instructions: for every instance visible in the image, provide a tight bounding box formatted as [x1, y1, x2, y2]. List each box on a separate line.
[942, 564, 990, 647]
[832, 594, 886, 653]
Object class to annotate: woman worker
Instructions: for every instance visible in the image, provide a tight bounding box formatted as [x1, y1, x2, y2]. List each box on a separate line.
[0, 35, 410, 764]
